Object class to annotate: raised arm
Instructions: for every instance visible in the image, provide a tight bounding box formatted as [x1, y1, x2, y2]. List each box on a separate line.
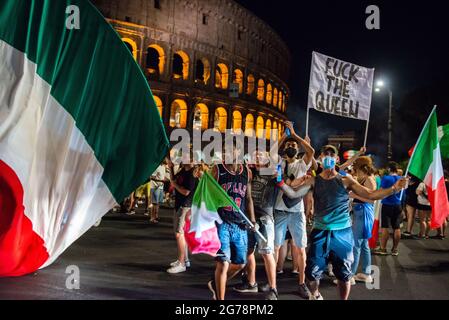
[340, 147, 366, 171]
[287, 122, 315, 166]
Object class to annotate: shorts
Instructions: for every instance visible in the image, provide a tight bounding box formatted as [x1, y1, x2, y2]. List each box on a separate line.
[305, 227, 354, 282]
[173, 207, 189, 234]
[381, 204, 402, 229]
[416, 203, 431, 211]
[274, 210, 307, 248]
[151, 188, 164, 204]
[247, 215, 275, 255]
[216, 222, 248, 265]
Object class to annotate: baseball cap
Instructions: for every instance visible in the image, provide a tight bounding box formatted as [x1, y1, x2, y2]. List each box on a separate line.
[320, 145, 338, 155]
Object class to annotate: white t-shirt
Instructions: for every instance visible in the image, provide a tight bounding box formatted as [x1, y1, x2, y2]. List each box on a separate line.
[151, 164, 167, 189]
[274, 158, 311, 212]
[416, 182, 430, 206]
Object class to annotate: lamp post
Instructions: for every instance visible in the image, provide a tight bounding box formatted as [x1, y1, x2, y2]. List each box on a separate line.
[375, 81, 393, 161]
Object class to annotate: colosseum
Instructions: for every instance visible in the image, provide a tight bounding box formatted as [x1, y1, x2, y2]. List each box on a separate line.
[92, 0, 291, 144]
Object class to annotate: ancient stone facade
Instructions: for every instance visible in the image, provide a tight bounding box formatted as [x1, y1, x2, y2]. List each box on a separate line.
[92, 0, 291, 141]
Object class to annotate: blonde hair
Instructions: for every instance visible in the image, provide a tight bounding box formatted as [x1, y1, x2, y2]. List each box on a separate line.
[353, 156, 375, 176]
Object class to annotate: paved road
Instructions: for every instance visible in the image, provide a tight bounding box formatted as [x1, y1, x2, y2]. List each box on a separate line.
[0, 208, 448, 300]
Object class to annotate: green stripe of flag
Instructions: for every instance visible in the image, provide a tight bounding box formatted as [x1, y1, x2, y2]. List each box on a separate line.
[0, 0, 169, 201]
[439, 124, 449, 160]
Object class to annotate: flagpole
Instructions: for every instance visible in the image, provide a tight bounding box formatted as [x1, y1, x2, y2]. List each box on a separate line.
[363, 119, 369, 147]
[400, 105, 437, 200]
[305, 106, 310, 137]
[236, 208, 268, 243]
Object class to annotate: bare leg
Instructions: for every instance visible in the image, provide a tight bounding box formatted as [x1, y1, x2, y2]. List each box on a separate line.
[392, 229, 401, 250]
[380, 228, 389, 250]
[246, 251, 257, 285]
[307, 280, 320, 297]
[418, 210, 427, 237]
[275, 241, 288, 272]
[425, 212, 431, 237]
[215, 261, 229, 300]
[293, 245, 306, 284]
[175, 232, 186, 263]
[406, 205, 415, 233]
[337, 280, 351, 300]
[262, 254, 277, 289]
[127, 192, 135, 211]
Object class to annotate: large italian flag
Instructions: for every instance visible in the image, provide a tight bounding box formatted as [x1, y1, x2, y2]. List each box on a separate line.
[0, 0, 169, 277]
[408, 107, 449, 229]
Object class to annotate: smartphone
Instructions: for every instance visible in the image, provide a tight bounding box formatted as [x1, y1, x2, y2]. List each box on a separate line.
[285, 121, 293, 136]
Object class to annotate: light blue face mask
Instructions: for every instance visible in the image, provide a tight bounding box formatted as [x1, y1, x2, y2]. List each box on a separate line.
[322, 156, 336, 170]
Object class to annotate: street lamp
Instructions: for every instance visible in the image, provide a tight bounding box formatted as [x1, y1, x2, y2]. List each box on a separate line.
[375, 80, 393, 161]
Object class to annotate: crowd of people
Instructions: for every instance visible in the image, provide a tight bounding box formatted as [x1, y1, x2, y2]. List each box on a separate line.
[122, 121, 448, 300]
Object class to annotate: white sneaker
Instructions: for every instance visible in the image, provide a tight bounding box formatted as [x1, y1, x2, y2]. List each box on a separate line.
[170, 260, 191, 268]
[354, 273, 373, 283]
[309, 292, 324, 300]
[167, 261, 186, 274]
[333, 278, 356, 285]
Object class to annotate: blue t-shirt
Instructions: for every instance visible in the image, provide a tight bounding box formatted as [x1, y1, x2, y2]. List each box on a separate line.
[381, 175, 402, 205]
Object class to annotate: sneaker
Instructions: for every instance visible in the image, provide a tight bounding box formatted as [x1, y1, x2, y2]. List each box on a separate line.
[233, 282, 258, 293]
[354, 273, 373, 283]
[391, 249, 399, 256]
[292, 270, 299, 275]
[333, 278, 356, 285]
[298, 283, 311, 299]
[309, 292, 324, 300]
[167, 261, 186, 274]
[373, 248, 389, 256]
[258, 282, 271, 293]
[276, 269, 284, 275]
[208, 279, 217, 300]
[402, 232, 412, 239]
[265, 288, 279, 300]
[185, 260, 191, 268]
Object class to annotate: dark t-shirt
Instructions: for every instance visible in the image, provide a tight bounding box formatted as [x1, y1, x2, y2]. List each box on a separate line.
[174, 167, 197, 210]
[251, 168, 276, 218]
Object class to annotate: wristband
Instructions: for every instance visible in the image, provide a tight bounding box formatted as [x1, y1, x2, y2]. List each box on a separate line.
[276, 180, 285, 187]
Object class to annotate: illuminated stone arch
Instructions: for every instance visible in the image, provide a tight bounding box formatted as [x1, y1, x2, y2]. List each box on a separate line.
[265, 119, 272, 140]
[146, 44, 165, 76]
[273, 88, 278, 107]
[215, 63, 229, 90]
[233, 69, 244, 94]
[193, 103, 209, 130]
[173, 50, 189, 80]
[153, 95, 163, 118]
[247, 74, 255, 95]
[195, 57, 211, 85]
[245, 114, 255, 137]
[266, 83, 273, 105]
[257, 79, 265, 101]
[272, 121, 278, 141]
[256, 116, 264, 139]
[232, 110, 243, 133]
[122, 38, 137, 60]
[214, 107, 228, 133]
[169, 99, 188, 128]
[278, 91, 283, 111]
[283, 93, 288, 112]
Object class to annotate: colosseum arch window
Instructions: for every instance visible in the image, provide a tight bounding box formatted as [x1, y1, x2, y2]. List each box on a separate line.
[247, 74, 255, 95]
[233, 69, 244, 94]
[265, 119, 272, 140]
[173, 51, 189, 80]
[272, 121, 278, 141]
[245, 114, 255, 137]
[266, 84, 273, 105]
[278, 91, 283, 111]
[283, 94, 288, 112]
[214, 107, 227, 133]
[273, 88, 278, 107]
[122, 38, 137, 60]
[232, 111, 243, 133]
[257, 79, 265, 101]
[215, 63, 229, 90]
[256, 116, 264, 139]
[195, 58, 211, 85]
[193, 103, 209, 131]
[279, 123, 283, 140]
[153, 95, 163, 118]
[169, 99, 188, 128]
[146, 45, 165, 76]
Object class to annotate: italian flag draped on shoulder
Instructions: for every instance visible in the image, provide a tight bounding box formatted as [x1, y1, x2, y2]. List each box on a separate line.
[0, 0, 169, 277]
[408, 107, 449, 229]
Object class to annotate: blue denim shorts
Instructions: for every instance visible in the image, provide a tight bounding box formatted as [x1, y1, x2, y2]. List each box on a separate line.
[305, 227, 354, 282]
[274, 210, 307, 248]
[215, 222, 248, 265]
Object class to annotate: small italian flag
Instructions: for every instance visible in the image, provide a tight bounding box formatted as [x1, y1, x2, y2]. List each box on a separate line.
[0, 0, 169, 277]
[408, 107, 449, 229]
[184, 171, 239, 256]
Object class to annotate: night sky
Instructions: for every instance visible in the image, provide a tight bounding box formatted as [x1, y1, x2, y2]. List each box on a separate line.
[236, 0, 449, 165]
